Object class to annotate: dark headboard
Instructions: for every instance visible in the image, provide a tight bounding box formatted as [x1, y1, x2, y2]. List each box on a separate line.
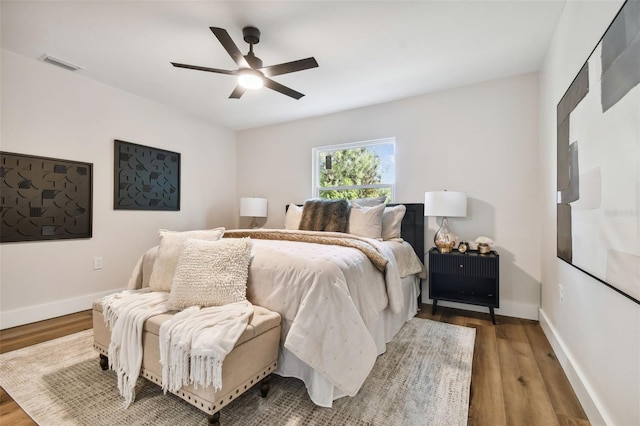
[287, 202, 424, 260]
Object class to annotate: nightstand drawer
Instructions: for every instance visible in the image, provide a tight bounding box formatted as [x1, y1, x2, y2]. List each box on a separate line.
[429, 251, 497, 278]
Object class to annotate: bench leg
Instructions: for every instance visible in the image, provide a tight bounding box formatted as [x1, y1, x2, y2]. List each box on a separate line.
[99, 354, 109, 370]
[207, 412, 220, 426]
[260, 374, 272, 398]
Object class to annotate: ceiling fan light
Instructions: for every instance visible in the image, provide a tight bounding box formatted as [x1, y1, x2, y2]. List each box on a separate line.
[238, 69, 263, 90]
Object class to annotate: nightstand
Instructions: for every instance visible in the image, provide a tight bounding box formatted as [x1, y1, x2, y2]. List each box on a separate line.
[428, 247, 499, 324]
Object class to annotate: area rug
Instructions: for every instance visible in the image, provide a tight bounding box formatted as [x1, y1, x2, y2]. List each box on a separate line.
[0, 317, 475, 425]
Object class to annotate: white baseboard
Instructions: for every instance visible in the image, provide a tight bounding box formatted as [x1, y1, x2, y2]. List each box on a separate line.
[538, 308, 608, 426]
[0, 289, 122, 330]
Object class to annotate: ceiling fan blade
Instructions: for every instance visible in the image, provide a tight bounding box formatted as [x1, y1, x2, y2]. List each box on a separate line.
[261, 57, 319, 77]
[171, 62, 236, 75]
[209, 27, 250, 69]
[263, 77, 305, 100]
[229, 85, 246, 99]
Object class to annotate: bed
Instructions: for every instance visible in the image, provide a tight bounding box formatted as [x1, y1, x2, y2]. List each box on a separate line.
[123, 201, 425, 408]
[223, 202, 426, 407]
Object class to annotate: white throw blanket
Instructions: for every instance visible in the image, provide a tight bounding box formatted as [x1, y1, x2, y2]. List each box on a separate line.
[101, 289, 171, 407]
[159, 300, 254, 393]
[102, 291, 253, 407]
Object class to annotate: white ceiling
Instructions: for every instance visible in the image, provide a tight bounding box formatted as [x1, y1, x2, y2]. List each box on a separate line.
[1, 1, 566, 131]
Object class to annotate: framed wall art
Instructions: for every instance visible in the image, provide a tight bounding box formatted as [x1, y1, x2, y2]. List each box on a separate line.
[0, 152, 93, 243]
[556, 0, 639, 304]
[114, 140, 180, 211]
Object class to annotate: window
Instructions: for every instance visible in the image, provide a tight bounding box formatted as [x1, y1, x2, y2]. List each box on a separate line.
[312, 138, 395, 202]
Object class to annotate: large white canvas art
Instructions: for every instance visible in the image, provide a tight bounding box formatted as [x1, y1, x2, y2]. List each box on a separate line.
[557, 0, 639, 304]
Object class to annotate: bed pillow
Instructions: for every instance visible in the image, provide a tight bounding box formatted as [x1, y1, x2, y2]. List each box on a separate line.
[299, 199, 350, 232]
[168, 238, 253, 309]
[349, 203, 385, 240]
[382, 204, 406, 241]
[349, 196, 387, 207]
[141, 245, 159, 288]
[285, 203, 303, 230]
[148, 227, 225, 292]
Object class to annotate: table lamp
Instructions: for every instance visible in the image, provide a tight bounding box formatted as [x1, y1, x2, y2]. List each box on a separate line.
[240, 197, 268, 229]
[424, 191, 467, 253]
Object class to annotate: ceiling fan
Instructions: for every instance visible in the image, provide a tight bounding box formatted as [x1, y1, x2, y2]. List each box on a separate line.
[171, 26, 318, 100]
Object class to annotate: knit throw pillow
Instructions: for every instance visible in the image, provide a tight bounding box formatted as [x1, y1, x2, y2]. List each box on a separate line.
[168, 238, 253, 309]
[148, 228, 225, 292]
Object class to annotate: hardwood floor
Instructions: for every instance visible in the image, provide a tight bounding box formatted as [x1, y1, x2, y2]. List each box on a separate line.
[0, 310, 93, 426]
[416, 305, 590, 426]
[0, 306, 589, 425]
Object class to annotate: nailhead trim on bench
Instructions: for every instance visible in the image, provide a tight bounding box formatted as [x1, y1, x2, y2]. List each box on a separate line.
[96, 342, 278, 415]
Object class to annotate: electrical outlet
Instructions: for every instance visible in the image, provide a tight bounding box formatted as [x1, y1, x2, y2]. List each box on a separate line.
[93, 257, 103, 270]
[558, 284, 564, 303]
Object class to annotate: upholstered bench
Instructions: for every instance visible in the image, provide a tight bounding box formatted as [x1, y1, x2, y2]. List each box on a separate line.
[93, 301, 281, 425]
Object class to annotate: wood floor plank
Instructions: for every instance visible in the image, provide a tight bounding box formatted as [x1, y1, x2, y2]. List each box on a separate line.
[497, 321, 559, 426]
[494, 314, 529, 344]
[557, 413, 592, 426]
[523, 320, 588, 421]
[432, 306, 468, 327]
[467, 322, 507, 426]
[0, 387, 36, 425]
[0, 310, 92, 354]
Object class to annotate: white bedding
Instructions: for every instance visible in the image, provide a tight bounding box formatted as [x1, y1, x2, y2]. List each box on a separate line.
[236, 230, 424, 406]
[126, 229, 425, 408]
[277, 274, 421, 407]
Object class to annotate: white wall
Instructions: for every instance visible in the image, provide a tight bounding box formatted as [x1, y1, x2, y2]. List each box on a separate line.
[0, 50, 237, 329]
[538, 1, 640, 425]
[237, 73, 541, 320]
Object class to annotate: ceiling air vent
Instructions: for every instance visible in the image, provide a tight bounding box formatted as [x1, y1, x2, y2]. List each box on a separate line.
[41, 54, 82, 72]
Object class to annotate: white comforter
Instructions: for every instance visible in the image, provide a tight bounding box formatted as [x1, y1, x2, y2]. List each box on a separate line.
[236, 230, 423, 397]
[125, 229, 424, 403]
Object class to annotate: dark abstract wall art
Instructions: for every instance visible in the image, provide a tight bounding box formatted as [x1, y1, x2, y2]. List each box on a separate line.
[556, 0, 640, 305]
[114, 140, 180, 211]
[0, 152, 93, 243]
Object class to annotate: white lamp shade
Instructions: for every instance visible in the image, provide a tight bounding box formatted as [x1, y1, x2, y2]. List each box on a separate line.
[424, 191, 467, 217]
[240, 197, 268, 217]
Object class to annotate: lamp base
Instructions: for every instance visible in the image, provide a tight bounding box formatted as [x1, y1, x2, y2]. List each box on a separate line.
[248, 218, 260, 229]
[434, 217, 456, 253]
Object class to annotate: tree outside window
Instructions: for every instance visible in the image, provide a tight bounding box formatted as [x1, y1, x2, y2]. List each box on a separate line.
[313, 138, 395, 202]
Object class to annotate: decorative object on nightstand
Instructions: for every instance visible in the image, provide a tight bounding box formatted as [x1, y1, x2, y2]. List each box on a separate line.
[458, 241, 469, 254]
[424, 191, 467, 253]
[240, 197, 268, 229]
[475, 236, 493, 254]
[428, 247, 499, 324]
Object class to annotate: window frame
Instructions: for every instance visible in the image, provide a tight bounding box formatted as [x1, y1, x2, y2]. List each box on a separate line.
[311, 137, 396, 201]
